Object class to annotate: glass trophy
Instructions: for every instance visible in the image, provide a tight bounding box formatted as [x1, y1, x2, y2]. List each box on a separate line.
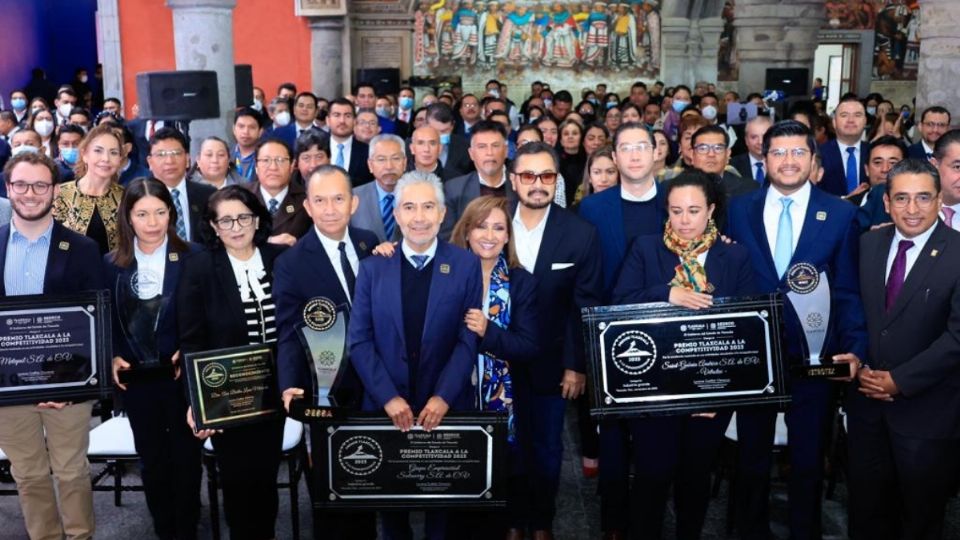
[296, 297, 350, 409]
[116, 269, 175, 384]
[785, 263, 849, 378]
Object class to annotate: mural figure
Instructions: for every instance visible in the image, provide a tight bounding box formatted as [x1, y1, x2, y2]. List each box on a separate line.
[542, 3, 581, 67]
[609, 3, 638, 70]
[583, 2, 611, 66]
[452, 0, 481, 64]
[478, 2, 505, 66]
[496, 5, 537, 67]
[873, 0, 918, 80]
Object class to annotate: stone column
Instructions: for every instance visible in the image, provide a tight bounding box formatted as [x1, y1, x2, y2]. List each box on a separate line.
[660, 17, 694, 85]
[694, 17, 725, 84]
[916, 0, 960, 117]
[310, 17, 346, 100]
[96, 0, 124, 110]
[166, 0, 237, 152]
[733, 0, 825, 95]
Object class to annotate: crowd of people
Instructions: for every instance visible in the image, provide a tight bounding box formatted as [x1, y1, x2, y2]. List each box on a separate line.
[0, 73, 958, 540]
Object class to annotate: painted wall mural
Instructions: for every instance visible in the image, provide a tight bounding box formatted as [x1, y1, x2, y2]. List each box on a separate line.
[412, 1, 661, 78]
[717, 0, 738, 82]
[823, 0, 919, 81]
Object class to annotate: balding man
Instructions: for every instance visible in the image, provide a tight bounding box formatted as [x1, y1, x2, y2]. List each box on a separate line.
[732, 115, 773, 184]
[407, 126, 446, 182]
[351, 134, 407, 242]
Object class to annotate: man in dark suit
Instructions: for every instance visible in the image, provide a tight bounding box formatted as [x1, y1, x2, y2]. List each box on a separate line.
[509, 141, 603, 539]
[246, 138, 311, 245]
[578, 123, 667, 537]
[907, 106, 951, 160]
[820, 94, 870, 197]
[725, 120, 866, 540]
[730, 116, 773, 185]
[855, 136, 908, 227]
[271, 92, 323, 149]
[349, 170, 482, 540]
[328, 98, 374, 187]
[453, 94, 482, 137]
[440, 120, 515, 239]
[146, 127, 215, 243]
[426, 103, 475, 179]
[848, 158, 960, 540]
[0, 151, 103, 540]
[350, 134, 407, 243]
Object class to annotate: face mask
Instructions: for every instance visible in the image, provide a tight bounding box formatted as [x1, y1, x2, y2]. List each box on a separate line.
[10, 98, 26, 111]
[274, 111, 291, 127]
[34, 120, 54, 137]
[543, 99, 553, 109]
[12, 145, 39, 157]
[488, 89, 500, 98]
[588, 97, 599, 106]
[866, 106, 877, 116]
[606, 101, 617, 110]
[672, 100, 689, 113]
[58, 103, 73, 118]
[399, 96, 414, 110]
[375, 107, 391, 119]
[701, 105, 718, 121]
[79, 75, 89, 84]
[60, 147, 79, 165]
[439, 132, 451, 145]
[252, 99, 263, 111]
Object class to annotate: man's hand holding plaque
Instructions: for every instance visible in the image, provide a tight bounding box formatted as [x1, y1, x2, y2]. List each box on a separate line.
[384, 396, 414, 432]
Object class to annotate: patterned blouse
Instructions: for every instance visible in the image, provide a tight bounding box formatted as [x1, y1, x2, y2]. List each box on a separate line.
[53, 180, 124, 253]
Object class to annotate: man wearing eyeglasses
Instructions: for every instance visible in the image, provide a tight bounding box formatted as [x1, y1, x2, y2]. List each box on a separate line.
[350, 134, 408, 242]
[146, 127, 214, 243]
[848, 158, 960, 540]
[0, 151, 103, 540]
[907, 106, 951, 161]
[725, 120, 866, 540]
[689, 125, 758, 211]
[510, 140, 603, 539]
[243, 138, 311, 247]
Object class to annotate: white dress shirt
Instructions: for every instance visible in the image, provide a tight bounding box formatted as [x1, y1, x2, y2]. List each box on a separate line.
[316, 227, 359, 300]
[226, 248, 268, 302]
[622, 180, 657, 202]
[885, 221, 937, 282]
[401, 238, 438, 268]
[260, 185, 289, 210]
[763, 181, 811, 259]
[837, 140, 861, 184]
[330, 136, 354, 168]
[749, 154, 765, 181]
[512, 205, 552, 273]
[922, 140, 934, 158]
[133, 237, 168, 299]
[167, 177, 192, 241]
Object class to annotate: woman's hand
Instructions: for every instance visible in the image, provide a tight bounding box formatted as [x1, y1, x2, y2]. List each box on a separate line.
[112, 356, 131, 391]
[186, 406, 219, 440]
[669, 287, 713, 310]
[372, 241, 397, 257]
[171, 350, 181, 380]
[464, 309, 488, 337]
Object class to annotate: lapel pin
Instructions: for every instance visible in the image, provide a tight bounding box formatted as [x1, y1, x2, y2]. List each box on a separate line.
[931, 249, 939, 257]
[169, 253, 179, 262]
[440, 264, 450, 274]
[285, 204, 294, 214]
[816, 211, 827, 221]
[58, 241, 69, 251]
[359, 241, 367, 250]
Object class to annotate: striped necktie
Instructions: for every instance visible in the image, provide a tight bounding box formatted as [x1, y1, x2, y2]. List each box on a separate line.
[171, 188, 187, 240]
[381, 194, 396, 239]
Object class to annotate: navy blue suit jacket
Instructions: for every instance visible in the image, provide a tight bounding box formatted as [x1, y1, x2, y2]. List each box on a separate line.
[907, 141, 930, 161]
[725, 185, 867, 362]
[611, 235, 756, 304]
[348, 241, 482, 412]
[857, 183, 891, 231]
[274, 227, 379, 394]
[820, 139, 870, 197]
[578, 184, 667, 296]
[0, 222, 104, 296]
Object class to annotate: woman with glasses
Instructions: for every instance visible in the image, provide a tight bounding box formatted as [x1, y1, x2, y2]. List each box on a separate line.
[178, 186, 286, 540]
[188, 136, 244, 189]
[104, 178, 203, 540]
[53, 123, 126, 255]
[611, 170, 755, 539]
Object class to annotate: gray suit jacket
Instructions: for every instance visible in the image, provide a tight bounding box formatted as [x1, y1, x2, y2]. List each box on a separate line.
[350, 181, 401, 243]
[439, 171, 517, 240]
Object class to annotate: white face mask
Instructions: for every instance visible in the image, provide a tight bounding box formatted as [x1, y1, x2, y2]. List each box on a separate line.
[12, 145, 39, 156]
[34, 120, 54, 137]
[701, 105, 718, 121]
[58, 103, 73, 118]
[79, 75, 89, 84]
[252, 99, 263, 111]
[274, 111, 291, 127]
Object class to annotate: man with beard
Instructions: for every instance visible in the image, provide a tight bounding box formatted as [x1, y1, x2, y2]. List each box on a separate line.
[328, 98, 375, 186]
[350, 134, 407, 242]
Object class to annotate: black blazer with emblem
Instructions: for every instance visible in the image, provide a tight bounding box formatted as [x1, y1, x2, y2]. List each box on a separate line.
[0, 222, 104, 296]
[273, 226, 379, 393]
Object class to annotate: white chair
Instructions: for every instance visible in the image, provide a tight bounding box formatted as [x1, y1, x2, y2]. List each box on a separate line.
[87, 415, 143, 506]
[202, 417, 306, 540]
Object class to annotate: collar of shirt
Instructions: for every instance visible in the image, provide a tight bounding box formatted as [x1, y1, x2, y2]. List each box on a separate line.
[749, 154, 764, 168]
[374, 181, 395, 204]
[479, 169, 507, 189]
[765, 180, 812, 212]
[234, 144, 255, 160]
[168, 177, 188, 195]
[316, 226, 351, 254]
[512, 203, 551, 234]
[621, 181, 657, 202]
[226, 248, 267, 302]
[10, 220, 54, 245]
[893, 221, 937, 254]
[260, 185, 289, 205]
[296, 122, 313, 132]
[133, 236, 169, 273]
[922, 139, 934, 156]
[887, 220, 939, 281]
[838, 141, 860, 157]
[401, 238, 438, 267]
[331, 134, 353, 147]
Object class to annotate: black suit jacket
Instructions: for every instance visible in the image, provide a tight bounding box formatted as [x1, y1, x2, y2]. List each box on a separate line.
[443, 134, 475, 180]
[730, 153, 761, 183]
[820, 139, 870, 197]
[346, 139, 375, 187]
[848, 223, 960, 439]
[440, 171, 518, 240]
[521, 205, 603, 394]
[907, 141, 930, 161]
[478, 268, 540, 367]
[0, 222, 104, 296]
[245, 181, 311, 239]
[183, 180, 216, 243]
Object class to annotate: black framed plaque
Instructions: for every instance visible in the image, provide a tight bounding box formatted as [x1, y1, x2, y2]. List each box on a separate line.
[183, 344, 281, 430]
[310, 414, 507, 510]
[0, 291, 111, 406]
[582, 294, 790, 418]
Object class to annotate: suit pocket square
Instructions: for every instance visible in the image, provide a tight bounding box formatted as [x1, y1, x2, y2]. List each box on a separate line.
[551, 263, 574, 270]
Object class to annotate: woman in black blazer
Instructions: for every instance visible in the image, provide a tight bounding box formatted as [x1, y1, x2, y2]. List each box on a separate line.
[450, 195, 540, 538]
[177, 185, 286, 540]
[104, 177, 203, 540]
[611, 170, 756, 540]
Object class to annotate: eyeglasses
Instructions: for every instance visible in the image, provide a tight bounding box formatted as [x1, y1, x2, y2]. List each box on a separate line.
[213, 213, 256, 230]
[923, 121, 949, 130]
[7, 181, 53, 195]
[616, 143, 653, 154]
[890, 193, 936, 209]
[256, 157, 291, 167]
[356, 120, 379, 128]
[151, 149, 185, 160]
[515, 171, 558, 185]
[767, 147, 811, 159]
[693, 143, 727, 155]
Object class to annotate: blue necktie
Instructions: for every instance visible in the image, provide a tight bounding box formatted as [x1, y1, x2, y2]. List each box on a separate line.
[171, 188, 187, 240]
[845, 147, 859, 193]
[335, 143, 345, 168]
[773, 197, 794, 279]
[411, 254, 429, 270]
[268, 199, 279, 216]
[755, 162, 765, 184]
[381, 193, 396, 239]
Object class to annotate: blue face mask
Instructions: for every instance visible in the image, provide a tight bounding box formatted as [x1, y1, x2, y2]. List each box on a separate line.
[399, 97, 414, 110]
[606, 101, 617, 110]
[672, 100, 689, 113]
[60, 147, 79, 165]
[375, 107, 391, 119]
[439, 132, 451, 145]
[10, 98, 26, 111]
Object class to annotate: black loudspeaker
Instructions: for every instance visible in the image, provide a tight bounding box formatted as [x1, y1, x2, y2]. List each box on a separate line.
[355, 68, 401, 96]
[136, 70, 220, 120]
[235, 65, 253, 108]
[765, 68, 809, 99]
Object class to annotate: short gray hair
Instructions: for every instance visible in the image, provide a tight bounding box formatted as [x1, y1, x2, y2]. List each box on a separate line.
[369, 133, 406, 156]
[395, 170, 444, 208]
